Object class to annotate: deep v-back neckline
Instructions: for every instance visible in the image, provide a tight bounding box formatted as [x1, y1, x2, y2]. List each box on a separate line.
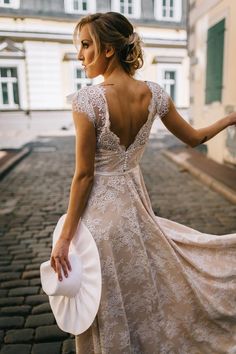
[97, 81, 154, 152]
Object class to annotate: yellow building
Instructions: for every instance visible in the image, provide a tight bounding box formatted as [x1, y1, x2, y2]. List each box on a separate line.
[188, 0, 236, 166]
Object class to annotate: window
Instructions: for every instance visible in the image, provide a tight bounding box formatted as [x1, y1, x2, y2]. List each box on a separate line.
[163, 0, 174, 18]
[75, 68, 92, 90]
[163, 70, 176, 101]
[72, 0, 87, 12]
[64, 0, 96, 14]
[205, 19, 225, 104]
[155, 0, 182, 22]
[0, 67, 19, 108]
[0, 0, 20, 8]
[120, 0, 134, 16]
[112, 0, 141, 18]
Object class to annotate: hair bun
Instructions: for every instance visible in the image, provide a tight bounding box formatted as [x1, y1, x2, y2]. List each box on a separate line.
[127, 32, 139, 45]
[120, 32, 143, 72]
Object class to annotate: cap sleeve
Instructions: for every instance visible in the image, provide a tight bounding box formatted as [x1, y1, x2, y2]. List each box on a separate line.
[157, 85, 170, 119]
[151, 82, 170, 119]
[71, 87, 96, 126]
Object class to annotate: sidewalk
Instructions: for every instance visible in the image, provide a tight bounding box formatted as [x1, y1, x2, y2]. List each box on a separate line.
[0, 148, 31, 180]
[162, 145, 236, 204]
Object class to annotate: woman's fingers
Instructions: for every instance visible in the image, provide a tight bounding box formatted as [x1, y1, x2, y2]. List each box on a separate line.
[50, 257, 56, 272]
[49, 238, 71, 281]
[55, 258, 63, 281]
[61, 259, 69, 278]
[65, 258, 72, 272]
[50, 256, 71, 281]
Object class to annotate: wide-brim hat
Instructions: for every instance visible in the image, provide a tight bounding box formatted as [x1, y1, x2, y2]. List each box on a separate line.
[40, 214, 102, 335]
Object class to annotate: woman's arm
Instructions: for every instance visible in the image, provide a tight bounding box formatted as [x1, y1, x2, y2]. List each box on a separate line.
[161, 97, 236, 148]
[50, 110, 96, 280]
[59, 111, 96, 241]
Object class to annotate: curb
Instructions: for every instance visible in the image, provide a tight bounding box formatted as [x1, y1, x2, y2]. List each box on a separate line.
[162, 149, 236, 205]
[0, 147, 31, 180]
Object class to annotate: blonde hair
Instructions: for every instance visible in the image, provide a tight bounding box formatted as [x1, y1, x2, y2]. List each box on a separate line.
[73, 12, 144, 76]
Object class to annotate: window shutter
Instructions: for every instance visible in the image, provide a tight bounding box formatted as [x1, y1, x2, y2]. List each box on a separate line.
[205, 19, 225, 104]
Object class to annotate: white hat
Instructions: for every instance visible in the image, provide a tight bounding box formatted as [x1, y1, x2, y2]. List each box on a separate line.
[40, 214, 102, 335]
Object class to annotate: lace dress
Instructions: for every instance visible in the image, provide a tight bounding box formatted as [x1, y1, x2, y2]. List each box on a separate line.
[72, 81, 236, 354]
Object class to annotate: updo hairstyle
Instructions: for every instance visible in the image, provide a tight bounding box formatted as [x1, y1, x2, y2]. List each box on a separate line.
[73, 12, 144, 76]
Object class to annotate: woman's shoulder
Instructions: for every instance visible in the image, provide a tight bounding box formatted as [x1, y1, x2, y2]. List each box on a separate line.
[144, 80, 170, 100]
[71, 84, 101, 103]
[73, 84, 98, 98]
[139, 80, 170, 117]
[142, 80, 165, 91]
[71, 85, 105, 117]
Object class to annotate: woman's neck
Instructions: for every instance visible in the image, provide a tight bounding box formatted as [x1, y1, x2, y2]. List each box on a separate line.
[102, 57, 133, 85]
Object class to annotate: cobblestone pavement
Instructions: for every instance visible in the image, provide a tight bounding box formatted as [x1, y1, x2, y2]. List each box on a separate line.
[0, 135, 236, 354]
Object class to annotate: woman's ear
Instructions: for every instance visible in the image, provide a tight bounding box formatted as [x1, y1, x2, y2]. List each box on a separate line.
[105, 45, 115, 58]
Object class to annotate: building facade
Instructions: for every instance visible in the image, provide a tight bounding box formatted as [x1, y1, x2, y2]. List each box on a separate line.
[188, 0, 236, 166]
[0, 0, 189, 123]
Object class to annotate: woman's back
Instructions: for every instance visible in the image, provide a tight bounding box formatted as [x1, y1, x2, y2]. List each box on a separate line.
[100, 79, 152, 150]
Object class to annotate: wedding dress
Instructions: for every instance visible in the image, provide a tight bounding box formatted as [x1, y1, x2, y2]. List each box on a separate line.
[72, 81, 236, 354]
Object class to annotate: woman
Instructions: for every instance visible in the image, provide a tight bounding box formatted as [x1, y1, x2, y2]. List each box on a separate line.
[50, 12, 236, 354]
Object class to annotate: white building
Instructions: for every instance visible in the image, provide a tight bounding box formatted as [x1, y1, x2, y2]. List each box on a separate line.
[0, 0, 189, 146]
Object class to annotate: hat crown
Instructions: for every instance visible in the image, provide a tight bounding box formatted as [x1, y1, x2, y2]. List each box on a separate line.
[40, 253, 83, 298]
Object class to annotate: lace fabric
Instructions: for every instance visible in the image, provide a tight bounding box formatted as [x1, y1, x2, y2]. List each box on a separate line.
[71, 80, 170, 135]
[71, 81, 236, 354]
[71, 81, 170, 172]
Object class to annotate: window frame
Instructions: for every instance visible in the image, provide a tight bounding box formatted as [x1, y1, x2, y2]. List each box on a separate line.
[64, 0, 96, 14]
[0, 66, 20, 109]
[154, 0, 182, 22]
[162, 69, 177, 102]
[111, 0, 141, 19]
[157, 63, 181, 105]
[0, 0, 20, 8]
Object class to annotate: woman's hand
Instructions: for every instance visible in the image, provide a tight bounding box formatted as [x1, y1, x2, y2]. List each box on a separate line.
[50, 238, 72, 281]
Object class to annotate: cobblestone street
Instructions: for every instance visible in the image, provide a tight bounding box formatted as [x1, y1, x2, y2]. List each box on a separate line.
[0, 135, 236, 354]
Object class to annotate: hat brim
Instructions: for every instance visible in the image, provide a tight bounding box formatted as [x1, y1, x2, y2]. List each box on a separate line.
[48, 214, 102, 335]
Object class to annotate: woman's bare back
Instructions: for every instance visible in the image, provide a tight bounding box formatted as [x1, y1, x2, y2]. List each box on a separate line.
[101, 80, 152, 150]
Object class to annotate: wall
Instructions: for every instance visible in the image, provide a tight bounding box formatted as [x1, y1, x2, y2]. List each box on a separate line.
[189, 0, 236, 165]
